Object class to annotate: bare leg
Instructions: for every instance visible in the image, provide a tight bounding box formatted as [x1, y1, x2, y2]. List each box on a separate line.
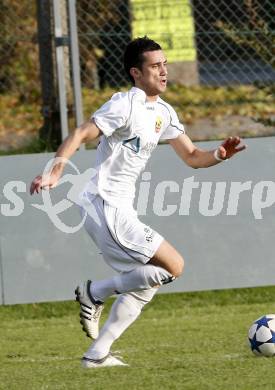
[149, 239, 184, 278]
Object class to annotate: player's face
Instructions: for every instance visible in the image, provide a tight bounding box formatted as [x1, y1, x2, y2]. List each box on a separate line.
[133, 50, 168, 101]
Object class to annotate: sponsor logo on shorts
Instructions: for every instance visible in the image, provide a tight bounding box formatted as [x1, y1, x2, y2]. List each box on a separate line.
[144, 227, 154, 242]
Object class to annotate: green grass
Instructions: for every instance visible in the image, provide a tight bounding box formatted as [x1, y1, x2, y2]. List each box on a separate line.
[1, 286, 275, 390]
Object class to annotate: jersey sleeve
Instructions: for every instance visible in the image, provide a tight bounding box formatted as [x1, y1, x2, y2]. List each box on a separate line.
[160, 105, 185, 140]
[92, 92, 128, 137]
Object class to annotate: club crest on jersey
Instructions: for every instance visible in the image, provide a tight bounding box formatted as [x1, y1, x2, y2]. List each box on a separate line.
[155, 116, 162, 133]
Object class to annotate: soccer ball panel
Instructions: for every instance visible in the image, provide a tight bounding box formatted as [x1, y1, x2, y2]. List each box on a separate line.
[259, 343, 275, 357]
[256, 326, 273, 343]
[267, 319, 275, 332]
[248, 323, 257, 340]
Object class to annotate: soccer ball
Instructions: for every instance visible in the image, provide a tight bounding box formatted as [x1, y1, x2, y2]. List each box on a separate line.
[248, 314, 275, 357]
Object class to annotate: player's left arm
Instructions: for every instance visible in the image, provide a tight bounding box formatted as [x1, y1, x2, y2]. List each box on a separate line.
[168, 133, 246, 169]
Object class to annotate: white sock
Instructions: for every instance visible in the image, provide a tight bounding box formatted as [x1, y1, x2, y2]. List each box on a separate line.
[84, 287, 158, 360]
[90, 265, 174, 302]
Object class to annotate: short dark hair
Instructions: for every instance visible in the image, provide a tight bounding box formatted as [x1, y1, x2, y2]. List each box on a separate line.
[124, 36, 162, 84]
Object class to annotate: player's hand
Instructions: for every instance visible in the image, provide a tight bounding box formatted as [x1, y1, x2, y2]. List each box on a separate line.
[217, 136, 246, 160]
[30, 172, 60, 195]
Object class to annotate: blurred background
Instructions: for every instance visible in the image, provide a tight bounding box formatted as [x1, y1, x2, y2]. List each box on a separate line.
[0, 0, 274, 153]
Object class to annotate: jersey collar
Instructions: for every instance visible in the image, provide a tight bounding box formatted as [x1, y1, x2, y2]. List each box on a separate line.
[130, 87, 147, 102]
[130, 87, 161, 103]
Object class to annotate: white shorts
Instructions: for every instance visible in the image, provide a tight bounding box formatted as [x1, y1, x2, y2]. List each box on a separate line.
[79, 194, 164, 273]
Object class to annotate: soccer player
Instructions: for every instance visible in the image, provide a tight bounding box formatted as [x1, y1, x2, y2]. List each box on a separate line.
[30, 37, 246, 368]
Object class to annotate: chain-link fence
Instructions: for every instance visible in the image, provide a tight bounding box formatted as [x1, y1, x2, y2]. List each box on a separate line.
[0, 0, 42, 150]
[75, 0, 275, 142]
[76, 0, 131, 89]
[0, 1, 40, 97]
[74, 0, 275, 140]
[193, 0, 275, 85]
[0, 0, 274, 152]
[76, 0, 275, 88]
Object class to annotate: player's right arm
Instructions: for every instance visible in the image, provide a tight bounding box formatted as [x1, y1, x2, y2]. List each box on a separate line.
[30, 119, 102, 195]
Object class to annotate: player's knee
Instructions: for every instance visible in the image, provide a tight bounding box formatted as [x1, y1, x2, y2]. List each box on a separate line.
[171, 256, 184, 278]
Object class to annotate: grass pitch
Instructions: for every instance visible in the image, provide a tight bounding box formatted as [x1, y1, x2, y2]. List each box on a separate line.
[1, 286, 275, 390]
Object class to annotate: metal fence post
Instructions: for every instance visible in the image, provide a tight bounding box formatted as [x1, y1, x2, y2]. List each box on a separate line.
[52, 0, 69, 141]
[68, 0, 84, 129]
[36, 0, 62, 149]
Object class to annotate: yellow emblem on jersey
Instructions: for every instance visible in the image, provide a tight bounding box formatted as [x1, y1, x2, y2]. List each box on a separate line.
[155, 116, 162, 133]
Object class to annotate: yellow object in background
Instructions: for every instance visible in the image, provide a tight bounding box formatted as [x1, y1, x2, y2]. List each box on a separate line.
[131, 0, 197, 62]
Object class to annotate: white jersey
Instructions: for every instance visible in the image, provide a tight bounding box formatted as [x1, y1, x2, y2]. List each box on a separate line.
[85, 87, 184, 209]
